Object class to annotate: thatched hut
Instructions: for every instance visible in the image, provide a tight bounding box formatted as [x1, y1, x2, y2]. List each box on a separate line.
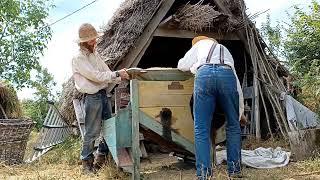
[0, 81, 22, 119]
[60, 0, 291, 140]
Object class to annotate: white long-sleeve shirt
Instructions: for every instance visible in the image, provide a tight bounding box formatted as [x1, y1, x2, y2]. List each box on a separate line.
[178, 39, 244, 116]
[72, 47, 121, 94]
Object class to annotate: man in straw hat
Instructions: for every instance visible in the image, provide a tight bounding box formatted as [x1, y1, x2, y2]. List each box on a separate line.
[178, 36, 244, 179]
[72, 23, 129, 174]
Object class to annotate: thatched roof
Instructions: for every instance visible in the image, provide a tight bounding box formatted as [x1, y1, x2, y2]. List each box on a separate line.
[97, 0, 162, 67]
[0, 81, 22, 119]
[97, 0, 246, 68]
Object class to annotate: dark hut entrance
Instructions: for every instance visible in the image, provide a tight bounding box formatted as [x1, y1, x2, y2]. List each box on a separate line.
[137, 36, 250, 86]
[136, 35, 267, 138]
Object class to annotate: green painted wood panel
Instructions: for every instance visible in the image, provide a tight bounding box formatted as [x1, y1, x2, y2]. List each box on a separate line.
[116, 108, 132, 148]
[136, 68, 193, 81]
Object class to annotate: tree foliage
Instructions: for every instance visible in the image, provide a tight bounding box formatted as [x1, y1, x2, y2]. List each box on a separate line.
[261, 14, 283, 58]
[0, 0, 52, 88]
[22, 68, 56, 130]
[261, 0, 320, 114]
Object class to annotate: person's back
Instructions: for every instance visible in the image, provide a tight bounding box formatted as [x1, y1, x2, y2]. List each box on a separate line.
[178, 36, 243, 179]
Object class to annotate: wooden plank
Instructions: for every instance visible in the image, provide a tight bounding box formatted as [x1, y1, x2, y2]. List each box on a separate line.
[102, 116, 117, 148]
[116, 108, 132, 148]
[140, 107, 194, 143]
[73, 99, 85, 139]
[140, 94, 193, 107]
[118, 148, 133, 167]
[154, 27, 239, 40]
[253, 72, 261, 140]
[136, 69, 193, 81]
[139, 110, 195, 154]
[130, 79, 140, 180]
[138, 80, 194, 107]
[140, 142, 148, 158]
[288, 128, 320, 161]
[115, 0, 175, 70]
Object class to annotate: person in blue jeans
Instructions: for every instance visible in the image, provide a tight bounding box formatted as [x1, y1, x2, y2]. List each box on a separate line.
[178, 36, 244, 179]
[72, 23, 129, 174]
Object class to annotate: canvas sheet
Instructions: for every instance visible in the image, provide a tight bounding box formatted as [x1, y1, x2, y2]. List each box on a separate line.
[216, 147, 291, 169]
[285, 95, 320, 131]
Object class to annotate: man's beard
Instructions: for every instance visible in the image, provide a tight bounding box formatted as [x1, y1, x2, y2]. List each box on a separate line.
[82, 42, 95, 53]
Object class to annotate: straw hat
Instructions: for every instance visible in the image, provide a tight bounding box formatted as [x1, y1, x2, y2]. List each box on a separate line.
[76, 23, 103, 43]
[192, 36, 218, 46]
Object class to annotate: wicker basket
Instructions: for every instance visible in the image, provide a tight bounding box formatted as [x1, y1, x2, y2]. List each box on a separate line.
[0, 119, 35, 165]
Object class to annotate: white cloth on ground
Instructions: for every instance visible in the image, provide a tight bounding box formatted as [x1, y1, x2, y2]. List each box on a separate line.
[216, 147, 291, 169]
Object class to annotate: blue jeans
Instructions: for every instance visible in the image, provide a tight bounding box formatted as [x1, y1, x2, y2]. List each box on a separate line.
[80, 90, 111, 160]
[194, 65, 241, 178]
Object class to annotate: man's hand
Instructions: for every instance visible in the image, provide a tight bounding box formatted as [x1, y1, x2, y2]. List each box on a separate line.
[240, 114, 247, 127]
[118, 69, 130, 80]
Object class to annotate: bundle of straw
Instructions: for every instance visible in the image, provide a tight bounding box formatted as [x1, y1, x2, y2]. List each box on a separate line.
[58, 77, 84, 125]
[174, 0, 224, 32]
[0, 81, 22, 119]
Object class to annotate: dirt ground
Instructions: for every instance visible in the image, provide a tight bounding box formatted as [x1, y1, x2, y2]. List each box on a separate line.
[1, 133, 320, 180]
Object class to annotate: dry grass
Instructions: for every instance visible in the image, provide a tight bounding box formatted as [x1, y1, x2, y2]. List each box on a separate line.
[243, 136, 290, 151]
[2, 134, 320, 180]
[0, 132, 128, 180]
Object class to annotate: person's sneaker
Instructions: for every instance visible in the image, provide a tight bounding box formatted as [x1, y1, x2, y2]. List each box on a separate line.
[229, 173, 243, 179]
[196, 175, 215, 180]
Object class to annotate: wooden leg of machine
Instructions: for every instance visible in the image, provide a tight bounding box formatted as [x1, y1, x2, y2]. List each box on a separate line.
[131, 79, 140, 180]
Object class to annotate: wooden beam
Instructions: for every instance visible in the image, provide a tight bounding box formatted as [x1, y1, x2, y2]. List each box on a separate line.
[130, 79, 140, 180]
[154, 27, 239, 40]
[115, 0, 175, 70]
[139, 110, 195, 154]
[158, 15, 173, 27]
[253, 73, 261, 140]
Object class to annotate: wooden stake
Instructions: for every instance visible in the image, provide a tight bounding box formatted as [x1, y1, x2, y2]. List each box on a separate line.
[0, 104, 8, 119]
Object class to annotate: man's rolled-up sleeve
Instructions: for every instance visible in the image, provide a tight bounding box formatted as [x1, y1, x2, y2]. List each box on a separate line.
[177, 45, 197, 72]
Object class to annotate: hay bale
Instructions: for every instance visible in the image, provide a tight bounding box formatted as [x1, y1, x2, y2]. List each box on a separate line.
[58, 77, 84, 125]
[0, 81, 22, 119]
[97, 0, 161, 67]
[174, 1, 225, 32]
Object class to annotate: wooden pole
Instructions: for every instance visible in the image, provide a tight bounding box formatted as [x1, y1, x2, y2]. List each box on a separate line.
[258, 81, 274, 139]
[130, 79, 140, 180]
[0, 104, 8, 119]
[253, 75, 261, 140]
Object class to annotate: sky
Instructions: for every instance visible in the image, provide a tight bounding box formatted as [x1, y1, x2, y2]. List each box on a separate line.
[16, 0, 316, 99]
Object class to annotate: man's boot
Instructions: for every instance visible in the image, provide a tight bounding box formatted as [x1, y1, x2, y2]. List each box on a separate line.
[82, 158, 95, 174]
[94, 154, 106, 170]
